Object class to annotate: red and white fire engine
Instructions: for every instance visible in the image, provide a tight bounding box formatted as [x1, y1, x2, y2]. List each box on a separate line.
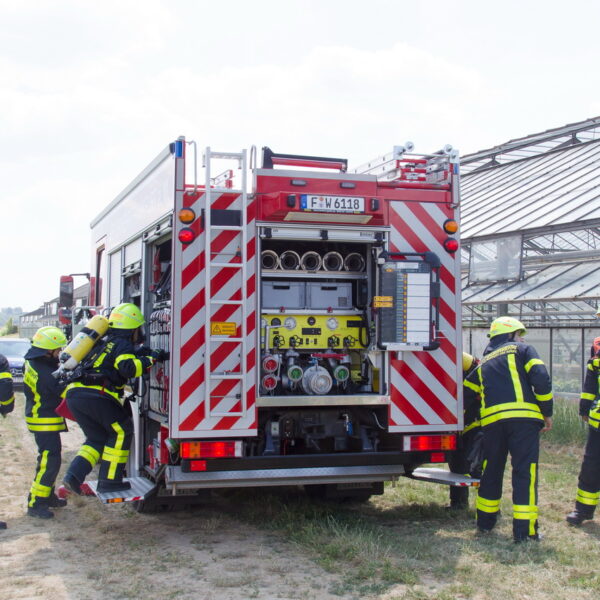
[78, 138, 471, 507]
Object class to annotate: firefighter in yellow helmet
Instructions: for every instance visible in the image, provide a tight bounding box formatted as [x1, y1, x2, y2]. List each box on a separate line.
[566, 336, 600, 525]
[446, 352, 482, 509]
[23, 326, 69, 519]
[62, 303, 166, 494]
[0, 352, 15, 528]
[464, 316, 553, 542]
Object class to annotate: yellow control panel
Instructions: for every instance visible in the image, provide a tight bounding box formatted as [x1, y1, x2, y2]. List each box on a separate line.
[261, 313, 367, 350]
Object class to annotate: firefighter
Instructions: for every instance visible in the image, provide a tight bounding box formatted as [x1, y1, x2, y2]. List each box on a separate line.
[0, 352, 15, 529]
[446, 352, 481, 509]
[62, 303, 164, 494]
[23, 326, 69, 519]
[565, 337, 600, 526]
[464, 316, 553, 542]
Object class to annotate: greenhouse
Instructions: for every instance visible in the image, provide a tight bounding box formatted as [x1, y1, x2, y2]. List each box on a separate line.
[460, 116, 600, 396]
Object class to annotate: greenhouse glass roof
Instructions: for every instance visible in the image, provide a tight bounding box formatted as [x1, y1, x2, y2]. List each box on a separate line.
[460, 117, 600, 326]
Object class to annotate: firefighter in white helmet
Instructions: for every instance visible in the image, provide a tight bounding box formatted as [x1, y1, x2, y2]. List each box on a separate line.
[464, 316, 553, 542]
[62, 303, 166, 494]
[23, 326, 69, 519]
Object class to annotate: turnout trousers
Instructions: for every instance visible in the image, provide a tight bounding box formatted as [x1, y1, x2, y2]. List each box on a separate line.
[28, 431, 62, 508]
[573, 426, 600, 517]
[65, 388, 133, 486]
[476, 420, 541, 540]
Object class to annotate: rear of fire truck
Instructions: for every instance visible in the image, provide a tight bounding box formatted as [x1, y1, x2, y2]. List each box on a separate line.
[85, 138, 467, 507]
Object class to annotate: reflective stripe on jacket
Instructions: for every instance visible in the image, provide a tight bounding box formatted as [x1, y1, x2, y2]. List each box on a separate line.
[64, 332, 154, 406]
[582, 358, 600, 429]
[464, 337, 553, 427]
[0, 368, 14, 414]
[23, 357, 67, 432]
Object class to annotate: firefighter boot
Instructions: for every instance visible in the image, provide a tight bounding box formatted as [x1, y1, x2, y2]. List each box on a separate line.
[48, 493, 67, 508]
[62, 473, 83, 496]
[27, 505, 54, 519]
[96, 480, 131, 493]
[566, 510, 592, 526]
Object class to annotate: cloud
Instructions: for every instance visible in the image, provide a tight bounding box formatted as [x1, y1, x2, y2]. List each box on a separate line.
[2, 2, 599, 311]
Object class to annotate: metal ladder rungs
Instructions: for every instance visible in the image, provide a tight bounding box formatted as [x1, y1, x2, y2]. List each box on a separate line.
[208, 226, 243, 232]
[206, 151, 244, 161]
[210, 187, 243, 195]
[210, 262, 243, 268]
[210, 300, 243, 306]
[203, 147, 248, 423]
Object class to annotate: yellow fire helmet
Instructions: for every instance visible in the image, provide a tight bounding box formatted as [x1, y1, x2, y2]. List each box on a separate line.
[462, 352, 476, 372]
[488, 316, 526, 338]
[108, 303, 145, 330]
[32, 326, 67, 350]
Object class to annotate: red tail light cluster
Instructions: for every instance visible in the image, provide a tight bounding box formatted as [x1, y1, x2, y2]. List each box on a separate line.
[403, 434, 457, 452]
[180, 440, 243, 459]
[178, 207, 197, 244]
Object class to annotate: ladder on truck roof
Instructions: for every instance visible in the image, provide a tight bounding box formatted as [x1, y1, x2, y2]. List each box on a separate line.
[203, 148, 249, 422]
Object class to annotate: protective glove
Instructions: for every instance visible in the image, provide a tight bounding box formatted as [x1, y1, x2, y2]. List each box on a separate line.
[150, 349, 170, 362]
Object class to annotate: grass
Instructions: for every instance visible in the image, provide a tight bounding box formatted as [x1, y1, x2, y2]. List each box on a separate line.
[2, 393, 596, 600]
[221, 400, 596, 599]
[545, 397, 587, 445]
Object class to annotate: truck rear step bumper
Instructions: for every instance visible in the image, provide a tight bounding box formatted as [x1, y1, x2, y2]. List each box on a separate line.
[87, 477, 156, 503]
[406, 467, 480, 487]
[166, 464, 406, 490]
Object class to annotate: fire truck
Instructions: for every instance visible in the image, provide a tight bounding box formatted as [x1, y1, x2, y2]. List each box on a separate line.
[77, 138, 472, 507]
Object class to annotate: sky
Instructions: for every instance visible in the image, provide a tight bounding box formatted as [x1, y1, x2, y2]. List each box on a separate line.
[2, 0, 600, 312]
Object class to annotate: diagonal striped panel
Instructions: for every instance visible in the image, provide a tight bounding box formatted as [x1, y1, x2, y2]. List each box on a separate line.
[175, 188, 257, 436]
[387, 200, 462, 432]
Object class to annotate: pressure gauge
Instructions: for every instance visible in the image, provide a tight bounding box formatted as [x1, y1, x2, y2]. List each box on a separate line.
[326, 317, 339, 331]
[284, 317, 297, 330]
[271, 317, 281, 326]
[261, 318, 268, 329]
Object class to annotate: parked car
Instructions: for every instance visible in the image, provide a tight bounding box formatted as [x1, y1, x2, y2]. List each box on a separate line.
[0, 337, 31, 391]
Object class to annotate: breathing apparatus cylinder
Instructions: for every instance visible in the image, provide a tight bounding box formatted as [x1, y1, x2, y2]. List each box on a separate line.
[58, 315, 110, 371]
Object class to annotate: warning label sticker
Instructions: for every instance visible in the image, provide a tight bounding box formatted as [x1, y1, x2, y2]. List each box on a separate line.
[210, 322, 237, 335]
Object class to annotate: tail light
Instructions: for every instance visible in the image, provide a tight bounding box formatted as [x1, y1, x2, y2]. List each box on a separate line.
[178, 227, 196, 244]
[180, 440, 243, 459]
[403, 434, 456, 452]
[443, 219, 459, 234]
[443, 238, 459, 253]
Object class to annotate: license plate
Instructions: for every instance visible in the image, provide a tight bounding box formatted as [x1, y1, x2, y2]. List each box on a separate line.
[300, 194, 365, 213]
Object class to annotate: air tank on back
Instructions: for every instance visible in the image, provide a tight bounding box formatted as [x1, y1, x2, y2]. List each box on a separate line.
[58, 314, 109, 371]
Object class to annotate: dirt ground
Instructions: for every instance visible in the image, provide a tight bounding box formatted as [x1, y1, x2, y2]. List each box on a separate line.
[0, 394, 360, 600]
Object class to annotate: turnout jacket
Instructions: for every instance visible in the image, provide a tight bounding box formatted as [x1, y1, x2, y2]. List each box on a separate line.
[23, 353, 66, 432]
[464, 334, 553, 428]
[64, 329, 155, 406]
[0, 353, 14, 416]
[580, 357, 600, 428]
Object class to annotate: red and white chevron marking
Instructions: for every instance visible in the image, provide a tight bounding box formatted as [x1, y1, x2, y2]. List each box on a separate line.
[388, 200, 462, 432]
[172, 189, 257, 437]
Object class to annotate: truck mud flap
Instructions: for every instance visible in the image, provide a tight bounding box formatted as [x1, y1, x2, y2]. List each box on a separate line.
[86, 477, 157, 504]
[404, 467, 479, 487]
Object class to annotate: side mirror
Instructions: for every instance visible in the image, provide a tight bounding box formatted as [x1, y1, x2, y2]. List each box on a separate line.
[59, 275, 74, 309]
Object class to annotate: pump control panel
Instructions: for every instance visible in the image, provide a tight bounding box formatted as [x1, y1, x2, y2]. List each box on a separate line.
[378, 260, 433, 350]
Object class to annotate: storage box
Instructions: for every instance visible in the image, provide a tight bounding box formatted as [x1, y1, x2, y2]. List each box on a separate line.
[262, 281, 306, 309]
[306, 282, 353, 308]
